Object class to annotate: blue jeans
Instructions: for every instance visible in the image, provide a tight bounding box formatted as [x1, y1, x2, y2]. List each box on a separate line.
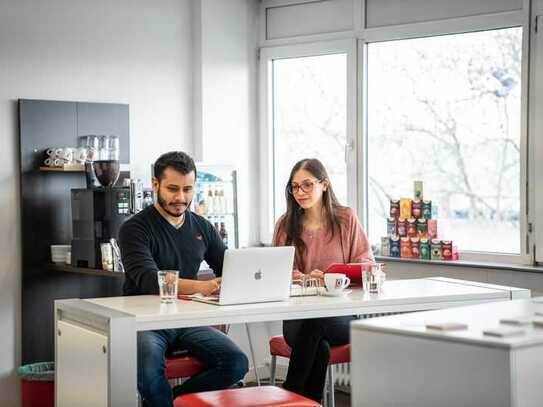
[137, 327, 248, 407]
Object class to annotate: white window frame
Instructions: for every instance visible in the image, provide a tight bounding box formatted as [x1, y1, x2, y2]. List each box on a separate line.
[532, 3, 543, 263]
[358, 8, 532, 265]
[258, 0, 536, 266]
[258, 39, 358, 243]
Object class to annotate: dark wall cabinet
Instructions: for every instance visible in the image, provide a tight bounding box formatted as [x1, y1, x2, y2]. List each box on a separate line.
[19, 99, 129, 364]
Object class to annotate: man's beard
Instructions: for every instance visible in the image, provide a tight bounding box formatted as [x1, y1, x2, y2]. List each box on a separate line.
[157, 190, 190, 218]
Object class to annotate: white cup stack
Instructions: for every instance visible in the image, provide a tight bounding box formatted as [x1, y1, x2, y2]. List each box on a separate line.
[51, 245, 71, 264]
[44, 147, 77, 168]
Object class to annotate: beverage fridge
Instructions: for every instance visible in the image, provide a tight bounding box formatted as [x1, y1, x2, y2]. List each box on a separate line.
[192, 164, 239, 249]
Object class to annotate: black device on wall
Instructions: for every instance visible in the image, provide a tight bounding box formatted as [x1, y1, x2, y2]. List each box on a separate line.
[19, 99, 130, 364]
[71, 187, 132, 268]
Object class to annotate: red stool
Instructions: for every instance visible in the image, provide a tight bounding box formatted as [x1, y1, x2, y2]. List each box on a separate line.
[165, 353, 206, 380]
[174, 385, 321, 407]
[269, 335, 350, 407]
[165, 324, 228, 381]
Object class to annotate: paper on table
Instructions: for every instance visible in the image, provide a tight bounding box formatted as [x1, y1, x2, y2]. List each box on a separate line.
[500, 316, 533, 326]
[426, 322, 468, 331]
[290, 285, 319, 297]
[483, 327, 525, 338]
[179, 293, 219, 301]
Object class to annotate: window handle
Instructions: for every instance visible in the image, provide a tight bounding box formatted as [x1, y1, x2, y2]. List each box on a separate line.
[345, 140, 354, 163]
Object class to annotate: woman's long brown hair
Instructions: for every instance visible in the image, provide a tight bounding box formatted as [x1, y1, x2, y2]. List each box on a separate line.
[282, 158, 342, 271]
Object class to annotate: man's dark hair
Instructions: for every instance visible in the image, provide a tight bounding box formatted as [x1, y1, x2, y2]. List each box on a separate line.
[153, 151, 197, 181]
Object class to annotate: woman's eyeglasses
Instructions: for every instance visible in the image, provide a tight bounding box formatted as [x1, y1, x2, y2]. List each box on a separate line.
[287, 179, 322, 195]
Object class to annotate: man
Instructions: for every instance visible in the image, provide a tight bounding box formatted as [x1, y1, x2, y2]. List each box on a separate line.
[119, 151, 248, 407]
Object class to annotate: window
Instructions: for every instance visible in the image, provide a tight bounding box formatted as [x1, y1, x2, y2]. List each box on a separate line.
[366, 27, 523, 255]
[272, 53, 348, 221]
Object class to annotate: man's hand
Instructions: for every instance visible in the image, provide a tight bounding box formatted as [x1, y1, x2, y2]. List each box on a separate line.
[197, 278, 221, 296]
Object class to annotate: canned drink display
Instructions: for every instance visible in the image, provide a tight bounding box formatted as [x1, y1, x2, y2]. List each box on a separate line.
[441, 240, 453, 260]
[390, 199, 400, 219]
[414, 180, 423, 200]
[399, 198, 412, 219]
[387, 217, 397, 236]
[381, 236, 390, 256]
[400, 237, 412, 258]
[422, 200, 432, 219]
[428, 219, 438, 239]
[397, 218, 407, 237]
[406, 218, 417, 237]
[431, 239, 442, 260]
[390, 235, 400, 257]
[410, 237, 420, 259]
[417, 218, 428, 237]
[412, 199, 422, 219]
[420, 238, 431, 260]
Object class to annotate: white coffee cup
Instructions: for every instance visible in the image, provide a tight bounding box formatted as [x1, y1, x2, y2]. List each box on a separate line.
[324, 273, 350, 294]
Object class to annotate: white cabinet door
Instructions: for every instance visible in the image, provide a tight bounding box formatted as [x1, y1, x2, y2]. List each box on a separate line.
[57, 320, 108, 407]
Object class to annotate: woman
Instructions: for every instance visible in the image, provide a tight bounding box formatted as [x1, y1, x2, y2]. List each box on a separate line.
[272, 158, 373, 402]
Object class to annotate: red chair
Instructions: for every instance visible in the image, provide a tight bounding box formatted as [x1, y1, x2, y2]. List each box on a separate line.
[165, 353, 206, 381]
[165, 324, 229, 381]
[269, 335, 350, 407]
[174, 385, 321, 407]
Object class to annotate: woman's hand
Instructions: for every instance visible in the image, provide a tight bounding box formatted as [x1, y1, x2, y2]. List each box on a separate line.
[309, 269, 324, 281]
[292, 269, 304, 281]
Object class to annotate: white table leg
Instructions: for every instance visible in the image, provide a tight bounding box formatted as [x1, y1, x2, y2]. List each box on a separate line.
[245, 323, 261, 386]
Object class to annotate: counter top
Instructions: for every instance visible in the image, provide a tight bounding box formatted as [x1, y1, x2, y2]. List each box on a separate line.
[353, 296, 543, 349]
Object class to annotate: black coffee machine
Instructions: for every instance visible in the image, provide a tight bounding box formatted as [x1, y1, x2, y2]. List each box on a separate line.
[71, 187, 132, 268]
[71, 157, 144, 269]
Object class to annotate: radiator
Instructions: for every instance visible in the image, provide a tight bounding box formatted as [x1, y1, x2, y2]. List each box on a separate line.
[333, 363, 351, 388]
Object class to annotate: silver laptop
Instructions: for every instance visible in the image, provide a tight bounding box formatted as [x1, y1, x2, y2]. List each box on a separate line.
[191, 246, 294, 306]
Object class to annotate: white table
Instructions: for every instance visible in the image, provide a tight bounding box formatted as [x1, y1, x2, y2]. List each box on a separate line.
[54, 277, 529, 407]
[351, 296, 543, 407]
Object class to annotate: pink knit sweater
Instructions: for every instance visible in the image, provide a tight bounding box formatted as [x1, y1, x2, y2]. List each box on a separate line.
[272, 206, 374, 274]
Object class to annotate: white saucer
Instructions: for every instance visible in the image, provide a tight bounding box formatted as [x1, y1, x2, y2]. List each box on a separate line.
[320, 289, 352, 297]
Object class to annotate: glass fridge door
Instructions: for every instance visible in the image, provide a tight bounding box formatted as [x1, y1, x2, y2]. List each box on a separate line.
[192, 163, 239, 249]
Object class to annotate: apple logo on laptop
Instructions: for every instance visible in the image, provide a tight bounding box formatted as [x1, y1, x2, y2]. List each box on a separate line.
[254, 269, 262, 280]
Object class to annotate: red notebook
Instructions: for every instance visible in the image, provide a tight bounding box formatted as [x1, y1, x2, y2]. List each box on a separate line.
[325, 262, 385, 286]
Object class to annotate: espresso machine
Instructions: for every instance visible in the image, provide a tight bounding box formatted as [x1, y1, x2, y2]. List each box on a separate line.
[70, 138, 144, 268]
[71, 187, 133, 268]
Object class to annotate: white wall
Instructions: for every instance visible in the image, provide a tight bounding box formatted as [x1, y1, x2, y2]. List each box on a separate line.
[195, 0, 260, 247]
[0, 0, 194, 404]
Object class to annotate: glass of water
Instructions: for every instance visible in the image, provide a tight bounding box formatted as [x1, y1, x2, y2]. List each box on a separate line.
[157, 270, 179, 303]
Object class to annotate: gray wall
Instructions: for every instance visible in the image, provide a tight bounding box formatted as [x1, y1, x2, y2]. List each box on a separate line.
[195, 0, 260, 247]
[0, 0, 194, 404]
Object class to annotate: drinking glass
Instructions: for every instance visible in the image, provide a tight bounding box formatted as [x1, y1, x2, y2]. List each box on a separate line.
[157, 270, 179, 303]
[81, 135, 100, 161]
[98, 135, 120, 160]
[362, 268, 372, 294]
[100, 243, 114, 271]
